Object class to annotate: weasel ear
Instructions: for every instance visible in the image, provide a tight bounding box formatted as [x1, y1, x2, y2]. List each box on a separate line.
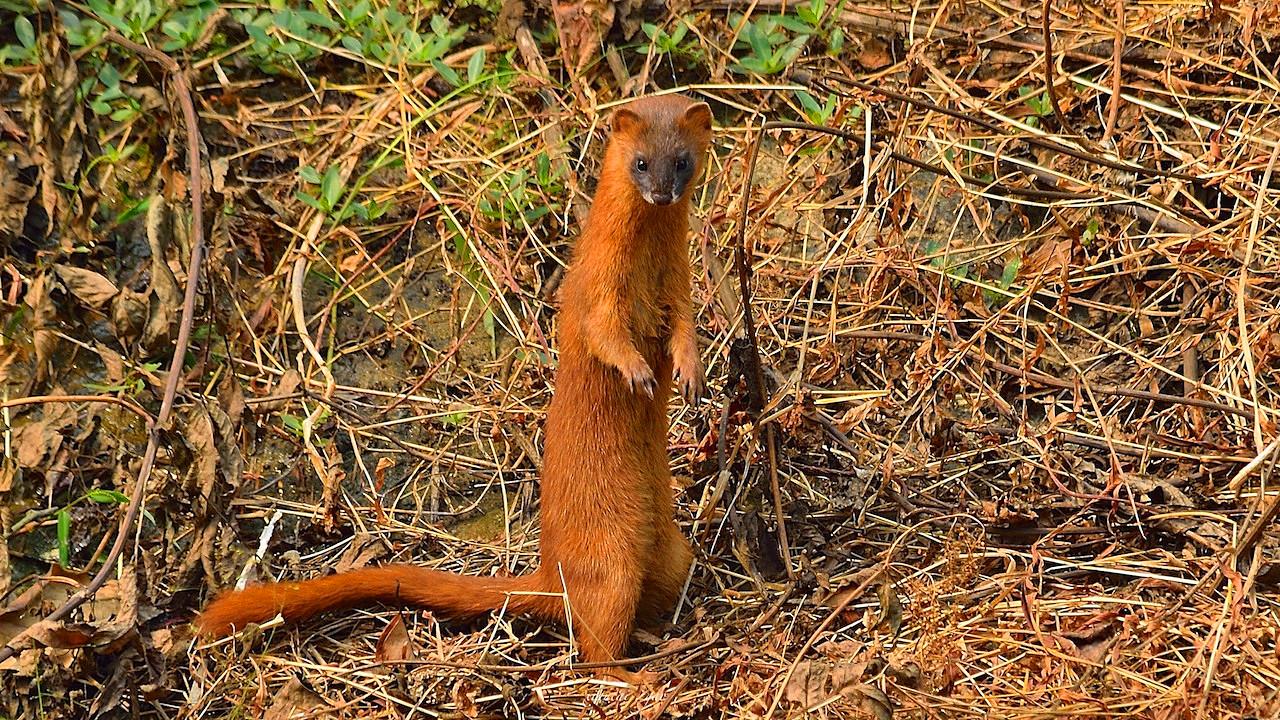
[612, 107, 643, 135]
[682, 102, 713, 132]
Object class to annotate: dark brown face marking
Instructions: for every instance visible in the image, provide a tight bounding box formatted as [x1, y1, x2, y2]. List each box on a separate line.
[611, 96, 713, 206]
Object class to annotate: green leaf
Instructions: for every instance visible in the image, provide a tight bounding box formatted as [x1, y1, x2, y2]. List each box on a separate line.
[281, 413, 303, 436]
[776, 37, 806, 67]
[482, 307, 496, 343]
[535, 152, 551, 185]
[670, 21, 688, 45]
[298, 9, 337, 31]
[999, 256, 1021, 289]
[87, 489, 130, 504]
[796, 90, 820, 115]
[466, 47, 486, 85]
[348, 0, 370, 25]
[15, 16, 35, 49]
[161, 19, 184, 39]
[432, 58, 461, 87]
[828, 26, 844, 53]
[296, 191, 325, 212]
[98, 62, 122, 87]
[745, 23, 771, 61]
[57, 509, 70, 566]
[773, 15, 812, 34]
[98, 85, 125, 102]
[299, 165, 322, 184]
[95, 9, 132, 34]
[116, 196, 150, 224]
[1082, 217, 1100, 245]
[245, 23, 269, 45]
[320, 166, 343, 209]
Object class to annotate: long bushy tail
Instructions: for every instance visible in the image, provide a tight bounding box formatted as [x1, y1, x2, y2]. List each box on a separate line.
[194, 565, 550, 638]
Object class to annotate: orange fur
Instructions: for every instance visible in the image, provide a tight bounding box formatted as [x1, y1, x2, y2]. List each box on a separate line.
[195, 95, 714, 668]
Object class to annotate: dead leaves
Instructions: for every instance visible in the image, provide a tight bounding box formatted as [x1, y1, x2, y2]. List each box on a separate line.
[373, 614, 417, 663]
[262, 676, 332, 720]
[143, 194, 183, 349]
[0, 564, 146, 674]
[17, 17, 87, 251]
[53, 264, 119, 308]
[551, 0, 616, 75]
[4, 399, 77, 493]
[783, 658, 893, 719]
[21, 271, 56, 385]
[0, 145, 37, 242]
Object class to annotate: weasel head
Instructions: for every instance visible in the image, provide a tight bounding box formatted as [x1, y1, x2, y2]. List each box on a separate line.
[608, 95, 713, 207]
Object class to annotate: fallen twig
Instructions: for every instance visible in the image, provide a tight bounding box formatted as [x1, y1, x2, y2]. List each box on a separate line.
[0, 32, 206, 664]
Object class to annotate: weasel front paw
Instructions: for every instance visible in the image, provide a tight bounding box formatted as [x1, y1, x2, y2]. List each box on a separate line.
[622, 358, 656, 398]
[673, 352, 705, 404]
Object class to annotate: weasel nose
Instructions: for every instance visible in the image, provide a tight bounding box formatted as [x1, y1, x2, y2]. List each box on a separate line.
[650, 192, 674, 205]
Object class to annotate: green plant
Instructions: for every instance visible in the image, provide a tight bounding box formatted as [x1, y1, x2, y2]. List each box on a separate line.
[14, 3, 487, 81]
[84, 0, 167, 39]
[730, 14, 807, 75]
[1020, 85, 1052, 127]
[280, 412, 304, 437]
[641, 16, 699, 58]
[297, 165, 345, 216]
[477, 169, 554, 225]
[1081, 217, 1100, 245]
[450, 233, 499, 351]
[533, 152, 564, 194]
[0, 15, 37, 65]
[158, 0, 218, 51]
[795, 90, 839, 124]
[238, 7, 334, 72]
[84, 62, 142, 121]
[771, 0, 844, 54]
[85, 141, 137, 173]
[83, 141, 152, 220]
[84, 359, 159, 395]
[297, 165, 389, 223]
[981, 255, 1021, 308]
[281, 408, 330, 440]
[337, 10, 465, 68]
[55, 488, 130, 567]
[774, 0, 825, 33]
[435, 45, 487, 88]
[57, 508, 69, 566]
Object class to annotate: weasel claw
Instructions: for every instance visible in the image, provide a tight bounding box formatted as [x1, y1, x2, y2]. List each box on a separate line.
[624, 362, 656, 398]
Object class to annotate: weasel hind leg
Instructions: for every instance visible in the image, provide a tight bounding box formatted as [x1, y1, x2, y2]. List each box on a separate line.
[564, 574, 643, 664]
[636, 520, 693, 629]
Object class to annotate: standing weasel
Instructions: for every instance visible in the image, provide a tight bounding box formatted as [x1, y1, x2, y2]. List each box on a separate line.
[196, 95, 713, 669]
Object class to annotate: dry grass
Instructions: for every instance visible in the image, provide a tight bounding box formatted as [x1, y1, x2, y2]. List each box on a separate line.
[2, 0, 1279, 718]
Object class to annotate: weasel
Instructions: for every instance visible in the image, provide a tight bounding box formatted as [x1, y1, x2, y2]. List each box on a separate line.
[196, 95, 714, 671]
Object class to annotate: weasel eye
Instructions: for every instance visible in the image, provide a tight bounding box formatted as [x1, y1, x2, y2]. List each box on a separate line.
[675, 157, 690, 172]
[634, 158, 648, 172]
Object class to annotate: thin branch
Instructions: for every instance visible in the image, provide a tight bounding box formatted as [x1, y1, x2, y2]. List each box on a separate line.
[734, 119, 794, 578]
[0, 33, 205, 663]
[1041, 0, 1082, 139]
[0, 394, 153, 422]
